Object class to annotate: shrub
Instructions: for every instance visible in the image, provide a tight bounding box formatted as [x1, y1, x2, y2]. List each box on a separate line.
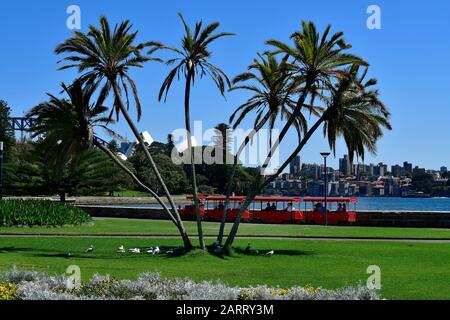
[0, 282, 19, 300]
[0, 200, 91, 227]
[0, 269, 381, 300]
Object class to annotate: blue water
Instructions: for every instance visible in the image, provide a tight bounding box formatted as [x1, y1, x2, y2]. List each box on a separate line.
[356, 197, 450, 212]
[96, 197, 450, 212]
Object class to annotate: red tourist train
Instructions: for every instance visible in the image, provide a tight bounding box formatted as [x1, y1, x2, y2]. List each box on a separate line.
[302, 197, 357, 226]
[180, 195, 357, 225]
[250, 196, 303, 224]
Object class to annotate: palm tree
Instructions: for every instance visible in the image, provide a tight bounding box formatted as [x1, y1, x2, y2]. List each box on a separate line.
[223, 21, 370, 250]
[54, 16, 191, 250]
[217, 53, 308, 244]
[28, 80, 193, 249]
[225, 65, 391, 250]
[158, 13, 234, 249]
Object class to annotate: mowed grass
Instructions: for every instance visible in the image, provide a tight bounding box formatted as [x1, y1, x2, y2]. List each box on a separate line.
[2, 218, 450, 239]
[0, 236, 450, 299]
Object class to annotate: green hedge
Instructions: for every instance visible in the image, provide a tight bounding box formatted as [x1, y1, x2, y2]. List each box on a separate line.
[0, 200, 91, 227]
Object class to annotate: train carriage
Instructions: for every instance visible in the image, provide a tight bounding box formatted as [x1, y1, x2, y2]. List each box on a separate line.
[250, 196, 303, 224]
[203, 196, 250, 222]
[302, 197, 357, 225]
[179, 195, 206, 220]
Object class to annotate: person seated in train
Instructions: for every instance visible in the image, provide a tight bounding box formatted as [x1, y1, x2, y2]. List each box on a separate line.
[285, 203, 293, 212]
[218, 201, 225, 210]
[314, 202, 322, 212]
[271, 202, 277, 211]
[337, 203, 343, 212]
[237, 202, 243, 210]
[316, 203, 326, 213]
[265, 202, 271, 211]
[342, 203, 347, 212]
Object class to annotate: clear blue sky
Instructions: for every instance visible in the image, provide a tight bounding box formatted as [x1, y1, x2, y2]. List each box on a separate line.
[1, 0, 450, 170]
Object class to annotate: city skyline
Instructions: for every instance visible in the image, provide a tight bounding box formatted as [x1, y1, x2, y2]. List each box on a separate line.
[289, 154, 448, 176]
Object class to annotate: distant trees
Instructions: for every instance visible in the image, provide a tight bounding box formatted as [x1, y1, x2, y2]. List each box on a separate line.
[412, 172, 434, 195]
[3, 141, 132, 197]
[0, 100, 15, 159]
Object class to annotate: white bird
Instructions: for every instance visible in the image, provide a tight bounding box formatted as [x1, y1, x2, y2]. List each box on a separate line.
[153, 246, 160, 255]
[166, 249, 174, 254]
[266, 250, 275, 256]
[117, 245, 125, 253]
[146, 249, 154, 254]
[86, 245, 95, 253]
[129, 248, 141, 254]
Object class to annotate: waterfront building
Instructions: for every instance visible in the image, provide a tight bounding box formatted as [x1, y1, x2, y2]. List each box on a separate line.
[391, 165, 405, 178]
[339, 155, 352, 176]
[289, 155, 301, 177]
[404, 161, 413, 175]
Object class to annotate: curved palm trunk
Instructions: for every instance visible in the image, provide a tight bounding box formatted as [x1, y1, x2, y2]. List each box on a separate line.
[216, 112, 271, 245]
[110, 80, 191, 250]
[224, 113, 327, 250]
[184, 71, 205, 250]
[260, 81, 313, 173]
[222, 80, 314, 250]
[94, 138, 193, 250]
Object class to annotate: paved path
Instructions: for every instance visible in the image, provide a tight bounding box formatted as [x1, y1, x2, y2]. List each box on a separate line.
[2, 233, 450, 243]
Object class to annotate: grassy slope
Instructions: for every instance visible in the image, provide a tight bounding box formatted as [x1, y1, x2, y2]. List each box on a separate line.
[0, 236, 449, 299]
[2, 218, 450, 239]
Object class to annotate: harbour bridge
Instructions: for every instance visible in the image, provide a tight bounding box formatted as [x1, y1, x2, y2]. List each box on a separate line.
[6, 117, 108, 146]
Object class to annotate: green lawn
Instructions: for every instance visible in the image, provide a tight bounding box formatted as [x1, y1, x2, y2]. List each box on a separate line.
[2, 217, 450, 239]
[0, 236, 449, 299]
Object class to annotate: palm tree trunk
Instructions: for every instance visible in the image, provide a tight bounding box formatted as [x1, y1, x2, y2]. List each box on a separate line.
[184, 70, 205, 250]
[217, 112, 271, 245]
[224, 112, 328, 250]
[94, 138, 193, 250]
[223, 79, 315, 250]
[110, 79, 191, 250]
[260, 80, 313, 173]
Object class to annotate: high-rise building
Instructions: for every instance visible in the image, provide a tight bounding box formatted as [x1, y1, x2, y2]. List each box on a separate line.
[339, 155, 352, 176]
[289, 155, 301, 177]
[440, 166, 448, 174]
[403, 161, 413, 175]
[391, 165, 405, 177]
[374, 163, 387, 177]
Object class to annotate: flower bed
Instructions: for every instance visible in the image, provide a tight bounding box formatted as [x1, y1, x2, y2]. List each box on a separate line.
[0, 268, 380, 300]
[0, 200, 91, 227]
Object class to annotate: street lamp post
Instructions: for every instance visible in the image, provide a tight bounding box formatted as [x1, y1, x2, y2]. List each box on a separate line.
[0, 142, 3, 200]
[320, 152, 331, 226]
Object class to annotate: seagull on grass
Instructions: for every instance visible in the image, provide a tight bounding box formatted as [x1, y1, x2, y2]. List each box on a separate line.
[117, 245, 125, 253]
[266, 250, 275, 256]
[130, 248, 141, 254]
[153, 246, 160, 255]
[86, 245, 95, 253]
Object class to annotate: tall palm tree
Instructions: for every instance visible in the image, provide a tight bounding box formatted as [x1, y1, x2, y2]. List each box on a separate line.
[217, 53, 309, 244]
[54, 16, 191, 249]
[158, 13, 234, 249]
[28, 80, 193, 249]
[223, 21, 370, 250]
[225, 65, 391, 250]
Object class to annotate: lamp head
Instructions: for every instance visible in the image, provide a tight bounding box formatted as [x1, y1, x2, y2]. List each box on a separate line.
[320, 152, 331, 158]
